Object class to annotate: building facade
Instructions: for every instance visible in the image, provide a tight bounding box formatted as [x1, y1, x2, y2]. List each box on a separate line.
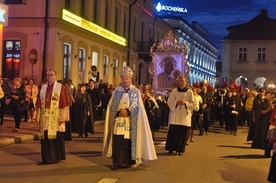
[2, 0, 217, 88]
[222, 9, 276, 91]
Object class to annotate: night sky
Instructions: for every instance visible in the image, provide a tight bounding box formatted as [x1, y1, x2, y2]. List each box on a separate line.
[155, 0, 276, 55]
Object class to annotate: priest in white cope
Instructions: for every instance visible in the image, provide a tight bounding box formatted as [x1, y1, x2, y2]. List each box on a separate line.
[102, 66, 157, 170]
[165, 76, 195, 156]
[36, 69, 70, 165]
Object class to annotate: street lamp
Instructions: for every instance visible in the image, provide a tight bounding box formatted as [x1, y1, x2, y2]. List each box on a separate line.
[268, 83, 275, 92]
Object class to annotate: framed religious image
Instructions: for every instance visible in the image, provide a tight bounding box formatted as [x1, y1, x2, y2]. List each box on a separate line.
[152, 52, 189, 92]
[149, 30, 190, 95]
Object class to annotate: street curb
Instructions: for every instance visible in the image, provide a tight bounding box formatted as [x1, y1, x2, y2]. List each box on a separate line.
[0, 121, 104, 148]
[0, 134, 42, 148]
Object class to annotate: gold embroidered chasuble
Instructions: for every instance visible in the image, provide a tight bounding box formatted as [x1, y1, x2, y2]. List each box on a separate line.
[39, 82, 70, 139]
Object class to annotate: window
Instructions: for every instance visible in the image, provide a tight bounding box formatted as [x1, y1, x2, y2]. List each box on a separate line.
[92, 52, 98, 67]
[103, 56, 109, 75]
[80, 0, 86, 17]
[105, 1, 109, 28]
[141, 21, 144, 42]
[93, 0, 98, 23]
[63, 44, 71, 81]
[257, 47, 266, 61]
[149, 27, 152, 41]
[113, 59, 118, 77]
[133, 17, 137, 41]
[79, 49, 86, 83]
[238, 47, 247, 61]
[123, 12, 127, 37]
[65, 0, 71, 9]
[4, 0, 23, 4]
[115, 6, 119, 34]
[91, 52, 98, 81]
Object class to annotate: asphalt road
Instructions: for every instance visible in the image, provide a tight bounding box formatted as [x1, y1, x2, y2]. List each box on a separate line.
[0, 122, 271, 183]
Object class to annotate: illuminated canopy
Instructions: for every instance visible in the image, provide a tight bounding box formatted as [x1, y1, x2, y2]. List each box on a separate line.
[62, 9, 127, 46]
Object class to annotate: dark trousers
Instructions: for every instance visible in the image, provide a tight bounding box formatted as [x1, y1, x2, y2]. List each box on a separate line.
[0, 98, 6, 126]
[230, 113, 238, 132]
[40, 131, 65, 164]
[12, 107, 24, 129]
[165, 125, 188, 153]
[112, 135, 135, 167]
[203, 111, 210, 132]
[268, 153, 276, 182]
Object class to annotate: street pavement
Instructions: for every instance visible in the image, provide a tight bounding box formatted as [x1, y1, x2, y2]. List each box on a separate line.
[0, 116, 42, 147]
[0, 116, 105, 147]
[0, 116, 272, 183]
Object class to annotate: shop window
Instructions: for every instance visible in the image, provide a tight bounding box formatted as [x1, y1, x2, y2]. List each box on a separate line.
[2, 40, 21, 79]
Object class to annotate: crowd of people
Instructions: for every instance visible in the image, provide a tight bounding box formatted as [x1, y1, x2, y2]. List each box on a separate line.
[0, 68, 275, 182]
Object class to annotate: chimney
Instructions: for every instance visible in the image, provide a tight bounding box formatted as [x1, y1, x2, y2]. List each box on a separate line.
[260, 9, 268, 17]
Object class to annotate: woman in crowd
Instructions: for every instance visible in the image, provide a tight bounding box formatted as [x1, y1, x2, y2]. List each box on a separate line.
[246, 91, 256, 141]
[189, 87, 202, 142]
[86, 79, 100, 121]
[252, 90, 273, 157]
[223, 90, 234, 132]
[73, 84, 94, 138]
[229, 90, 242, 135]
[9, 78, 26, 131]
[25, 78, 38, 123]
[143, 89, 160, 140]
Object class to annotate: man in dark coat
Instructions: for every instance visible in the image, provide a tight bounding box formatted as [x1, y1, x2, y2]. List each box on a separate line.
[199, 84, 213, 135]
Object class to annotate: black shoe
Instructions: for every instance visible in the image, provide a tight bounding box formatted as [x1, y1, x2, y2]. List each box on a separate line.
[85, 133, 88, 138]
[178, 152, 184, 156]
[110, 165, 119, 170]
[37, 161, 49, 165]
[77, 134, 83, 138]
[265, 149, 271, 158]
[168, 150, 173, 154]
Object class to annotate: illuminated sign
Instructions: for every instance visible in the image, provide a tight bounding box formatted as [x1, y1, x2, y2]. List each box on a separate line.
[0, 3, 8, 26]
[62, 9, 127, 46]
[155, 2, 187, 14]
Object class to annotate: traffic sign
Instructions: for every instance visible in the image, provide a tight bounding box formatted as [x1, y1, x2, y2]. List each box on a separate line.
[29, 49, 38, 64]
